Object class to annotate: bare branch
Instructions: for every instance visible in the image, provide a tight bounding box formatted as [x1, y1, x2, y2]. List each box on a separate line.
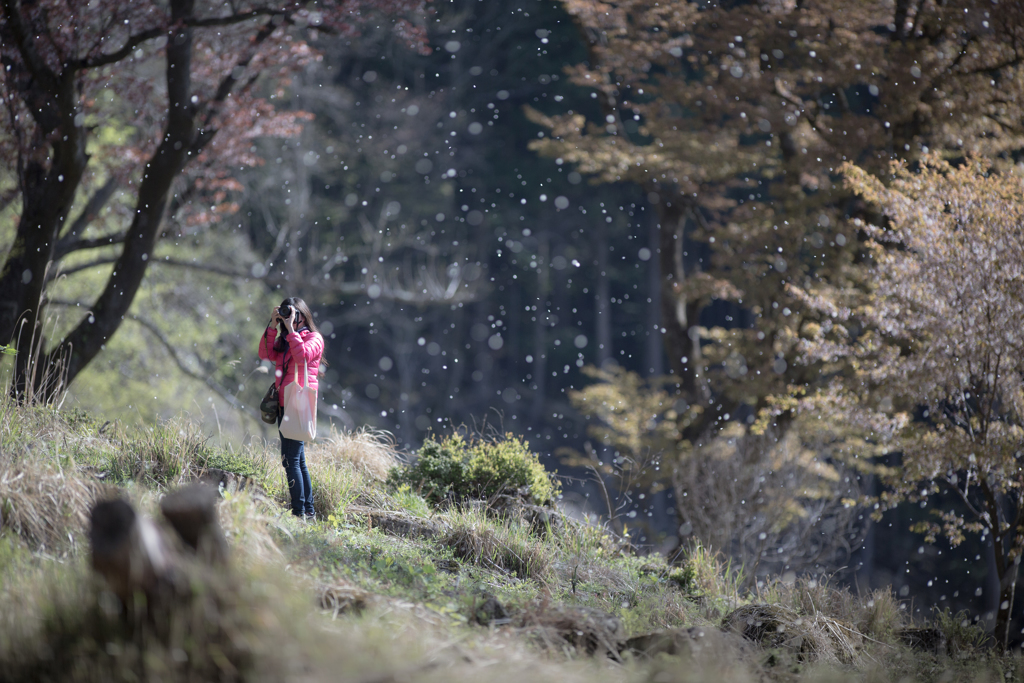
[0, 0, 58, 89]
[190, 18, 279, 159]
[188, 8, 285, 29]
[129, 315, 261, 422]
[77, 26, 166, 69]
[54, 231, 127, 258]
[154, 256, 257, 280]
[151, 257, 372, 296]
[56, 176, 120, 253]
[47, 256, 118, 282]
[77, 10, 289, 70]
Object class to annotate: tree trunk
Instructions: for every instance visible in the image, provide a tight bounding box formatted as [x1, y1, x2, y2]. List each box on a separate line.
[531, 235, 550, 423]
[39, 0, 198, 396]
[656, 201, 707, 406]
[644, 208, 663, 377]
[595, 227, 612, 367]
[656, 200, 717, 544]
[996, 567, 1017, 652]
[0, 6, 90, 398]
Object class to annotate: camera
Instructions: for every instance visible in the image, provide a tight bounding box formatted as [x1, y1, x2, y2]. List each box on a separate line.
[278, 304, 293, 319]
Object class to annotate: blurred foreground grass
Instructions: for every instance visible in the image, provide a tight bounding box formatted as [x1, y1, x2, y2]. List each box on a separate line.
[1, 396, 1022, 682]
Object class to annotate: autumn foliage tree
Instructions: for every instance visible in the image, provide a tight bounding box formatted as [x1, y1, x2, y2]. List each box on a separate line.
[529, 0, 1024, 556]
[534, 0, 1024, 421]
[0, 0, 426, 400]
[791, 156, 1024, 649]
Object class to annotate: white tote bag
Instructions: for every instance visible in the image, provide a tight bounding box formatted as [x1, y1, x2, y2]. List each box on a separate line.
[280, 360, 317, 442]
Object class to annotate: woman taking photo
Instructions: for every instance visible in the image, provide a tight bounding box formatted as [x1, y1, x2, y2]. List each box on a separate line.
[258, 297, 324, 520]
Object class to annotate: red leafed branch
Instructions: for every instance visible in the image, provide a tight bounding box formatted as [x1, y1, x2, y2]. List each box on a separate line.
[0, 0, 430, 399]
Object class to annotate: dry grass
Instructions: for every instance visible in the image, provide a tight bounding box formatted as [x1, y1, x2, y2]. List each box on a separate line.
[0, 552, 301, 682]
[305, 458, 363, 519]
[107, 416, 210, 486]
[0, 394, 113, 466]
[757, 576, 906, 643]
[263, 427, 402, 519]
[1, 398, 1019, 683]
[0, 457, 107, 552]
[317, 579, 374, 618]
[723, 603, 863, 666]
[442, 508, 549, 580]
[216, 491, 283, 564]
[517, 602, 626, 659]
[308, 427, 401, 482]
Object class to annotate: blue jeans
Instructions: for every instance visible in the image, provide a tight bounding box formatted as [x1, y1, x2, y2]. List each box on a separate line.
[279, 419, 314, 517]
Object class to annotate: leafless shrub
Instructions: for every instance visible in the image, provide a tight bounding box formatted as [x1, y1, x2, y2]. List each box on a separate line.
[674, 424, 865, 585]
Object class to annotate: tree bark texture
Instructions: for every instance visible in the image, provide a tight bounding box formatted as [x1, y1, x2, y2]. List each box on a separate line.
[595, 226, 611, 366]
[40, 0, 198, 394]
[656, 201, 707, 410]
[0, 1, 90, 396]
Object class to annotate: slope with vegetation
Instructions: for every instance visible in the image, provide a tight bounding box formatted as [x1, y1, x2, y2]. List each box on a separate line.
[0, 398, 1017, 682]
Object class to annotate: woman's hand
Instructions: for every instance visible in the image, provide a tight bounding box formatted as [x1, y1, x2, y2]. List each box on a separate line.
[284, 309, 297, 334]
[270, 305, 283, 325]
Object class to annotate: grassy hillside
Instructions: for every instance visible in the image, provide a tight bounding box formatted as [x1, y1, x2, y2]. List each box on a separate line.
[0, 398, 1019, 682]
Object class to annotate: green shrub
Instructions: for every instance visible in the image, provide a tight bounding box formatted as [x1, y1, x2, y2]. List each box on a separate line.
[466, 437, 558, 504]
[387, 435, 468, 504]
[387, 433, 559, 506]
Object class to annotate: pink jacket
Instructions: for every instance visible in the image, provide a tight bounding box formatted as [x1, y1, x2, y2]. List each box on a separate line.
[258, 326, 323, 405]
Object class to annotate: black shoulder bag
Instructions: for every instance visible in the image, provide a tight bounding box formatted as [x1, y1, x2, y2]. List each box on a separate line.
[259, 319, 284, 424]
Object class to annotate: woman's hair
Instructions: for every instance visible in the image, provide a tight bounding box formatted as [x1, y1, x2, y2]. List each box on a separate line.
[273, 297, 321, 352]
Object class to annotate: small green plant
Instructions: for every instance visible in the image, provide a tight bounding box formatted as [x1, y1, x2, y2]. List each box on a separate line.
[669, 541, 744, 618]
[390, 484, 432, 518]
[106, 418, 210, 485]
[387, 435, 469, 504]
[934, 607, 988, 655]
[387, 433, 560, 506]
[667, 564, 697, 591]
[200, 447, 264, 479]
